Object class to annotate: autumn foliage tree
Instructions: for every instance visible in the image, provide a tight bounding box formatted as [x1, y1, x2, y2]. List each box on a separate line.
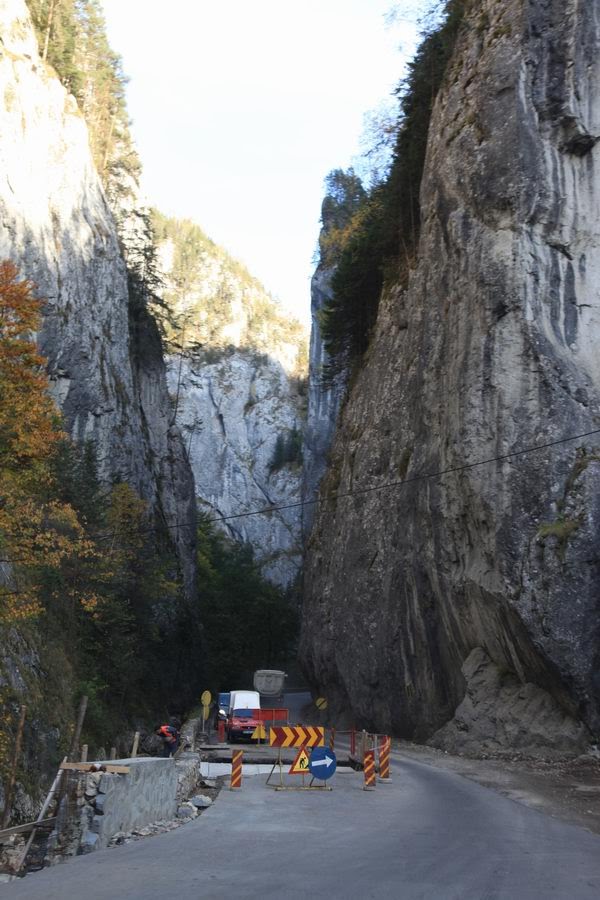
[0, 261, 90, 621]
[0, 262, 202, 759]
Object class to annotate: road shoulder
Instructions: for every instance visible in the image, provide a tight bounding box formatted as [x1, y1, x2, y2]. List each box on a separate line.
[396, 741, 600, 835]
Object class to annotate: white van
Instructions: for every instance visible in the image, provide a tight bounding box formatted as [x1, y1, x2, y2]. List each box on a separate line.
[229, 690, 261, 712]
[227, 690, 261, 742]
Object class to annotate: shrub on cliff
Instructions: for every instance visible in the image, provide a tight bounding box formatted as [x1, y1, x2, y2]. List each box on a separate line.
[319, 0, 470, 379]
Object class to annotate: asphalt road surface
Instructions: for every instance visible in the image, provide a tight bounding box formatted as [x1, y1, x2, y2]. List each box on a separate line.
[3, 758, 600, 899]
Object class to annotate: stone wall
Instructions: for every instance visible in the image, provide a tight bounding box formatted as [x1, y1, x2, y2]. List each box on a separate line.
[51, 758, 178, 855]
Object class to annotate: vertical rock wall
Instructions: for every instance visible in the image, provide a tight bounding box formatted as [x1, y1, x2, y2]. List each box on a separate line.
[0, 0, 196, 591]
[156, 222, 307, 587]
[301, 0, 600, 742]
[301, 263, 346, 536]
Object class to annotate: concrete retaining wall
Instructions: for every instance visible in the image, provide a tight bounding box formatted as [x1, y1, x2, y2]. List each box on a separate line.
[50, 757, 178, 856]
[84, 758, 178, 851]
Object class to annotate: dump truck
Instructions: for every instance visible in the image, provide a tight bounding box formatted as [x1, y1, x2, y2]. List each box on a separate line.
[253, 670, 287, 699]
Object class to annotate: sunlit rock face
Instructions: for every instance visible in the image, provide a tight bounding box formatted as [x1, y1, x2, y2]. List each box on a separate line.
[0, 0, 196, 593]
[301, 0, 600, 747]
[156, 223, 308, 587]
[167, 352, 304, 586]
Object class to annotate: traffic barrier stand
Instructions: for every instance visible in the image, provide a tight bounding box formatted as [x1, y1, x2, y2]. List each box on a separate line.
[265, 726, 333, 791]
[230, 749, 243, 790]
[378, 736, 391, 782]
[363, 749, 376, 791]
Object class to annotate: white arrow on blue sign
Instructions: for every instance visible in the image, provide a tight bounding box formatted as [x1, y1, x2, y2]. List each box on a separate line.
[309, 747, 337, 780]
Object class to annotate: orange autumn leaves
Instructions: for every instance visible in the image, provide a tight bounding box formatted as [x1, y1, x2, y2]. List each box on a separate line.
[0, 261, 62, 474]
[0, 261, 93, 620]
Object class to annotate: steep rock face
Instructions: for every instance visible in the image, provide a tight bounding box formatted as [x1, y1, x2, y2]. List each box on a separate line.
[301, 263, 346, 536]
[301, 0, 600, 742]
[168, 352, 303, 585]
[155, 219, 307, 586]
[0, 0, 196, 592]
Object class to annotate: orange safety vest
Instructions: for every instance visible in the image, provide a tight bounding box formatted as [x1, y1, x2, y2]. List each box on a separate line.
[159, 725, 176, 742]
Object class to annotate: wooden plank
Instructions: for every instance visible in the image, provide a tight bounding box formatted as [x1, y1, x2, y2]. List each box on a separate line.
[15, 757, 66, 872]
[60, 762, 130, 774]
[0, 817, 56, 841]
[130, 732, 140, 759]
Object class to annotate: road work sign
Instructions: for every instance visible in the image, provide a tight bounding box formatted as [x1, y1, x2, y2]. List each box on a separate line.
[289, 748, 310, 775]
[269, 726, 325, 748]
[251, 723, 267, 740]
[315, 697, 327, 710]
[309, 747, 336, 780]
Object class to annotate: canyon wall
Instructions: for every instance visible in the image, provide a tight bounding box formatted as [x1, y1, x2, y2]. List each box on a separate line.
[301, 0, 600, 749]
[0, 0, 196, 593]
[155, 217, 307, 586]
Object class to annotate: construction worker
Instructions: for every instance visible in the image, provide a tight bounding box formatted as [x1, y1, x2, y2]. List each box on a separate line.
[155, 724, 178, 757]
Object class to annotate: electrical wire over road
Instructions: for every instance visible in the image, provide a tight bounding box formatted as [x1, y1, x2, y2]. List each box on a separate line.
[118, 426, 600, 535]
[209, 426, 600, 523]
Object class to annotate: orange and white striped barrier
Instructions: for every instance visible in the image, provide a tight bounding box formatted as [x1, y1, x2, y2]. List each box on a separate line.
[379, 736, 391, 780]
[363, 749, 376, 790]
[230, 749, 243, 789]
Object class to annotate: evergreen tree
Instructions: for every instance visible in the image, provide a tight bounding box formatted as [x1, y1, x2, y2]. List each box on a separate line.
[319, 0, 470, 379]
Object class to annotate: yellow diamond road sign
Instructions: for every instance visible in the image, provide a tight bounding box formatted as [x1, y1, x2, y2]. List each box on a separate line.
[289, 748, 310, 775]
[251, 723, 267, 740]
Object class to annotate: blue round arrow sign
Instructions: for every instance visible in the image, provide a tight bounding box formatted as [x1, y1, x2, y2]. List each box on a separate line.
[309, 747, 337, 780]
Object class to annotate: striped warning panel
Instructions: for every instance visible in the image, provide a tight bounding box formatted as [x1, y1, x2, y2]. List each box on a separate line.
[230, 750, 243, 789]
[363, 749, 376, 789]
[269, 726, 325, 748]
[379, 736, 391, 779]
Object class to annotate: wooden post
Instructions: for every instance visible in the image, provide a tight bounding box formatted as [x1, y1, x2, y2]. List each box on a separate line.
[15, 757, 66, 873]
[1, 705, 26, 829]
[130, 732, 140, 759]
[68, 695, 88, 762]
[109, 747, 117, 760]
[80, 744, 88, 763]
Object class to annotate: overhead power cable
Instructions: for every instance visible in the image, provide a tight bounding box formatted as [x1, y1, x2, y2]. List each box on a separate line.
[209, 427, 600, 523]
[87, 426, 600, 544]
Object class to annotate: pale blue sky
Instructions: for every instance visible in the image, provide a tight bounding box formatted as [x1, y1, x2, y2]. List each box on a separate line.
[101, 1, 422, 325]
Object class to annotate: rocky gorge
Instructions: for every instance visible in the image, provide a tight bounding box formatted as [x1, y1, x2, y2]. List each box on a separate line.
[155, 214, 307, 587]
[300, 0, 600, 754]
[0, 0, 305, 815]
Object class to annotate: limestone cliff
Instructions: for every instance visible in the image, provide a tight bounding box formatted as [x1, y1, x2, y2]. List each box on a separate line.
[154, 215, 308, 586]
[301, 261, 346, 537]
[0, 1, 196, 589]
[301, 0, 600, 751]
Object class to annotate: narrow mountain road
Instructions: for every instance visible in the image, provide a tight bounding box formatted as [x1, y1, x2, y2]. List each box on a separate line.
[3, 758, 600, 899]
